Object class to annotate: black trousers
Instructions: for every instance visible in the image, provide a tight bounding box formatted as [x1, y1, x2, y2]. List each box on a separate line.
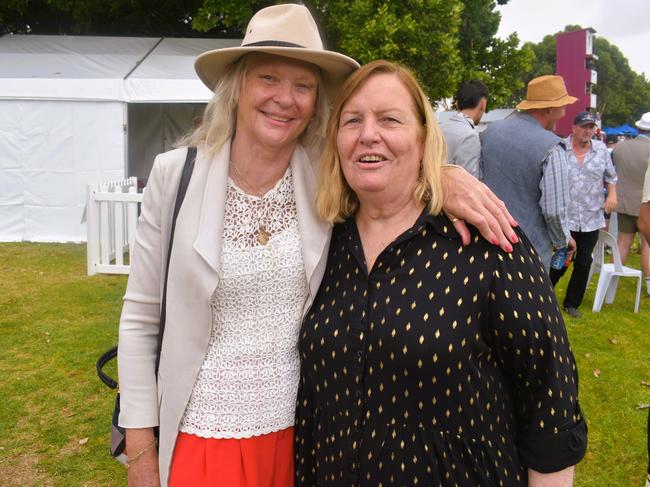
[549, 229, 599, 309]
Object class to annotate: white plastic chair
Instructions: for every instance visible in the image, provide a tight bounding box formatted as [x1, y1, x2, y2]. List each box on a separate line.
[589, 230, 642, 312]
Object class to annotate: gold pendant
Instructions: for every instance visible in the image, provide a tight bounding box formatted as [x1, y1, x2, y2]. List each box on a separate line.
[258, 226, 270, 245]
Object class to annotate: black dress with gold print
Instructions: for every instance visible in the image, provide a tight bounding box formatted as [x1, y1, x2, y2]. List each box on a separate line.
[294, 211, 587, 487]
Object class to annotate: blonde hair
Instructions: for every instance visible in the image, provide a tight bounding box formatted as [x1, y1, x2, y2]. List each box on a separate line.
[178, 53, 330, 156]
[315, 60, 446, 223]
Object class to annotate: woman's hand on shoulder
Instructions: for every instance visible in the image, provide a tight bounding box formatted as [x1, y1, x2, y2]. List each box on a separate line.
[441, 165, 518, 252]
[126, 428, 160, 487]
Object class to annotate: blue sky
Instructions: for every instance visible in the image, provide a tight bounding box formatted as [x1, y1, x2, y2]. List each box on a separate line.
[496, 0, 650, 78]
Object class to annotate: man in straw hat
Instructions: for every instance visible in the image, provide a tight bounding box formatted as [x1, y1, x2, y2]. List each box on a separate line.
[480, 74, 577, 272]
[612, 110, 650, 299]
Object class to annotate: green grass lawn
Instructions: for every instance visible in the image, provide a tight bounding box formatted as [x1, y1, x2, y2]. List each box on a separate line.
[0, 242, 648, 486]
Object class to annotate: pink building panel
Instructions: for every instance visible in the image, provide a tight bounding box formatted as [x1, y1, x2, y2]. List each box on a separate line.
[555, 28, 597, 137]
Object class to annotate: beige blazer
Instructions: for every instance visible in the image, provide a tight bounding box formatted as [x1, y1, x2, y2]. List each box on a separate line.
[117, 141, 330, 486]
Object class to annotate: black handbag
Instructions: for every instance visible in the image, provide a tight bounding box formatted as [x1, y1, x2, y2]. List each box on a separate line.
[96, 146, 196, 462]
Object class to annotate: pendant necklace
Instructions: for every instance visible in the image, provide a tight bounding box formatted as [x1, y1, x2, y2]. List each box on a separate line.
[231, 161, 271, 245]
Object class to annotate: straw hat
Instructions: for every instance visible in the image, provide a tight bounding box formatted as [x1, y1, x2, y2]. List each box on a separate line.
[635, 112, 650, 131]
[195, 4, 359, 93]
[516, 75, 578, 110]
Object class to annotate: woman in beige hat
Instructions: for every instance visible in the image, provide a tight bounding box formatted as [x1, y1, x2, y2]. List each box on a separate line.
[117, 4, 518, 486]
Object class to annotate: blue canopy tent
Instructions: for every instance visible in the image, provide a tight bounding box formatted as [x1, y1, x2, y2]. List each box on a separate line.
[602, 124, 639, 137]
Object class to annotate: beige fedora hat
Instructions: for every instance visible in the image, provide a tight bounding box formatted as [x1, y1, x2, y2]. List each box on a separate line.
[516, 75, 578, 110]
[195, 4, 359, 93]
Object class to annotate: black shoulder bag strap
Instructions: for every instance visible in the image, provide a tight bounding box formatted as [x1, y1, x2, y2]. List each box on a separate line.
[96, 146, 196, 461]
[95, 146, 197, 389]
[155, 146, 196, 375]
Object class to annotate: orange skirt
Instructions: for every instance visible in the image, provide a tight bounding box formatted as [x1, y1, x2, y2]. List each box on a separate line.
[168, 428, 294, 487]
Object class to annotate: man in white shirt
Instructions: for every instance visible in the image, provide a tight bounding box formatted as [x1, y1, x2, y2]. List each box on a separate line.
[440, 80, 488, 178]
[549, 111, 617, 318]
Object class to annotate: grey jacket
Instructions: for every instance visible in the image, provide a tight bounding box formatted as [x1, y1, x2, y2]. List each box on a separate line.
[612, 135, 650, 216]
[440, 112, 481, 178]
[481, 112, 566, 269]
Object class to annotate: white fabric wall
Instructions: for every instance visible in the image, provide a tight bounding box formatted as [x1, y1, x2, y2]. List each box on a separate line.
[0, 99, 125, 242]
[0, 35, 242, 243]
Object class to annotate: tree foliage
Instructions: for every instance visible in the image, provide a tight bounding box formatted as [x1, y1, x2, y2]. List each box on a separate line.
[0, 0, 229, 37]
[192, 0, 529, 105]
[191, 0, 273, 36]
[593, 37, 650, 126]
[456, 0, 533, 108]
[307, 0, 463, 102]
[518, 25, 650, 126]
[1, 0, 536, 108]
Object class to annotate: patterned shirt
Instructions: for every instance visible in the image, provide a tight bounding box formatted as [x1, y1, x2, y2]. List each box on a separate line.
[295, 211, 587, 486]
[563, 137, 617, 232]
[540, 144, 571, 248]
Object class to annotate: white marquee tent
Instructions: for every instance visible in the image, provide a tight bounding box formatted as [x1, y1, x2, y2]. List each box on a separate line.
[0, 34, 240, 242]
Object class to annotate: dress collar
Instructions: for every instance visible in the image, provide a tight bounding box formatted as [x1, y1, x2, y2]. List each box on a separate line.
[340, 208, 462, 244]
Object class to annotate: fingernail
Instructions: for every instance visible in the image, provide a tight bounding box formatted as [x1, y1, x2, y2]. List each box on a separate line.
[505, 243, 513, 253]
[510, 233, 519, 243]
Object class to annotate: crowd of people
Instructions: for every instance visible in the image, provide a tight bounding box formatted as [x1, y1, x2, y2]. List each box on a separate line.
[444, 69, 650, 487]
[114, 3, 647, 487]
[444, 74, 650, 318]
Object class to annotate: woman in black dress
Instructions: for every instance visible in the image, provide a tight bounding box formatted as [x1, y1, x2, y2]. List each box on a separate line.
[294, 60, 587, 486]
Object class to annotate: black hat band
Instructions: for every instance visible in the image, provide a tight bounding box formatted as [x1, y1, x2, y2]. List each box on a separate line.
[243, 40, 306, 48]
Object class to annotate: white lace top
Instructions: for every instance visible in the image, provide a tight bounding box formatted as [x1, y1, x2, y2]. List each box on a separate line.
[179, 168, 308, 438]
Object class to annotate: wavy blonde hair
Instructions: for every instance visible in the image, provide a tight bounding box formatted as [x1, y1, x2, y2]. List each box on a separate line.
[178, 53, 329, 156]
[315, 60, 446, 223]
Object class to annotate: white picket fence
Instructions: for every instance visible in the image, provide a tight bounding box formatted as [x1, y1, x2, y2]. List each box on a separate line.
[86, 177, 143, 275]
